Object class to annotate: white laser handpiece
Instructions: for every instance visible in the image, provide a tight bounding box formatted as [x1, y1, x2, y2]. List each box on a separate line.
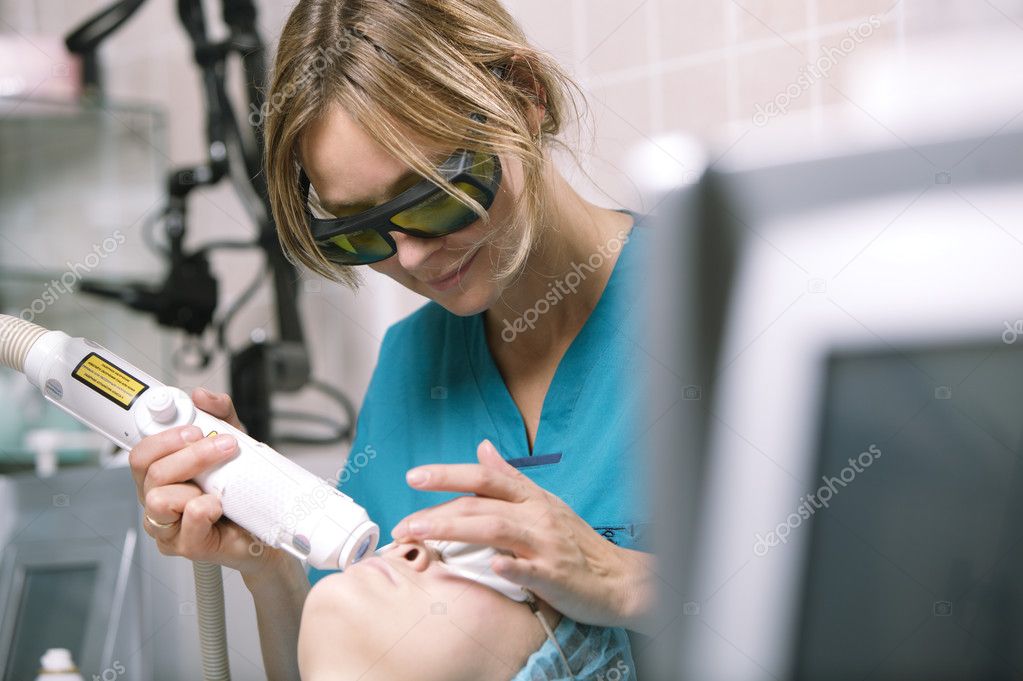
[0, 315, 378, 570]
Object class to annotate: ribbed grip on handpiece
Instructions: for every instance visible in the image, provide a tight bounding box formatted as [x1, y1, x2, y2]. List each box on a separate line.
[0, 314, 48, 372]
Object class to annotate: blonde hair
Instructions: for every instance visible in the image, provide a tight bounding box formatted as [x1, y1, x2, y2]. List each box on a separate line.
[263, 0, 588, 288]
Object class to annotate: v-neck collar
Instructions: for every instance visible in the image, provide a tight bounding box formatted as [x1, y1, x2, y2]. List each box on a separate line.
[462, 210, 639, 458]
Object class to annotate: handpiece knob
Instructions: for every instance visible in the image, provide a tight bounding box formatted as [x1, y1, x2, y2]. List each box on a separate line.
[146, 388, 178, 424]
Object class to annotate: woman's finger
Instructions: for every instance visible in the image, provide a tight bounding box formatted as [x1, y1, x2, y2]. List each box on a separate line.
[391, 495, 517, 537]
[475, 439, 526, 478]
[192, 388, 246, 432]
[393, 514, 540, 556]
[490, 554, 543, 590]
[405, 440, 541, 501]
[144, 482, 202, 526]
[143, 434, 237, 498]
[405, 462, 532, 501]
[177, 493, 225, 556]
[128, 425, 204, 500]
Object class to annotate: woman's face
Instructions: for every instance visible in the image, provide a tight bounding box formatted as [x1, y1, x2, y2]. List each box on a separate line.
[298, 541, 549, 681]
[299, 104, 526, 316]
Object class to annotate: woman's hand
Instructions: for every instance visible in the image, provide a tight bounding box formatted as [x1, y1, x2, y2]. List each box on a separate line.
[390, 440, 657, 633]
[128, 387, 285, 579]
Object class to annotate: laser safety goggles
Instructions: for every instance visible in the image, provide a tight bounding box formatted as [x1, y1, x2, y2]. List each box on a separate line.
[299, 136, 502, 266]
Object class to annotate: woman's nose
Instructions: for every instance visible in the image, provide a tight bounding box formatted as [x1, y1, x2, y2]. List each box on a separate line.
[391, 232, 443, 273]
[390, 541, 433, 572]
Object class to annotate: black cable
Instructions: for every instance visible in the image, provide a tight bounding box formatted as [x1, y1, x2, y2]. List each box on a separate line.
[65, 0, 145, 53]
[304, 378, 358, 431]
[307, 379, 357, 440]
[213, 262, 268, 350]
[64, 0, 146, 90]
[271, 381, 356, 446]
[266, 380, 357, 446]
[272, 411, 349, 446]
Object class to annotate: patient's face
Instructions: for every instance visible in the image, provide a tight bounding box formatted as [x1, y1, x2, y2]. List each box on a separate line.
[298, 542, 553, 681]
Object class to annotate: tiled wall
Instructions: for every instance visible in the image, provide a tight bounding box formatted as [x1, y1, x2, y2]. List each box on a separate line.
[5, 0, 1022, 362]
[508, 0, 1023, 211]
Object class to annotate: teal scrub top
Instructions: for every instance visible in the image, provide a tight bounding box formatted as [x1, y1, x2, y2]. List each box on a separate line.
[309, 210, 651, 586]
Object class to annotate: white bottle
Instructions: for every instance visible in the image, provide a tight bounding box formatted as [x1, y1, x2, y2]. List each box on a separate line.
[34, 649, 84, 681]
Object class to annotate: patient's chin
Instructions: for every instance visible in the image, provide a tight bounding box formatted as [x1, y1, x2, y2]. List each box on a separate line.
[298, 574, 372, 677]
[296, 569, 553, 681]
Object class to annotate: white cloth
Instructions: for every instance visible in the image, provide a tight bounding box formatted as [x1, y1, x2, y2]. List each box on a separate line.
[427, 540, 529, 601]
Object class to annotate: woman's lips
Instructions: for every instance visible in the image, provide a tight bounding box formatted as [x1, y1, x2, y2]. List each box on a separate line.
[356, 556, 397, 585]
[425, 248, 480, 292]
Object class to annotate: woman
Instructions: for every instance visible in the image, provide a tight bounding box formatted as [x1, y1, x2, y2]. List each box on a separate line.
[128, 0, 655, 677]
[298, 535, 630, 678]
[299, 537, 635, 680]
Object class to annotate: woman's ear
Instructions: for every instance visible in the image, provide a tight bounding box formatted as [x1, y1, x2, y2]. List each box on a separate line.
[502, 54, 547, 137]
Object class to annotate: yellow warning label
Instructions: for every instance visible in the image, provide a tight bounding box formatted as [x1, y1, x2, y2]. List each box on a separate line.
[72, 352, 149, 410]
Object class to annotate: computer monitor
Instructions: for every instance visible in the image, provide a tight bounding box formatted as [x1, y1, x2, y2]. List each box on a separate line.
[792, 342, 1023, 680]
[667, 121, 1023, 680]
[639, 169, 744, 675]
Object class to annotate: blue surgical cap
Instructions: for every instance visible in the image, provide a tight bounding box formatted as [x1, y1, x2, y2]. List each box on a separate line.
[509, 616, 635, 681]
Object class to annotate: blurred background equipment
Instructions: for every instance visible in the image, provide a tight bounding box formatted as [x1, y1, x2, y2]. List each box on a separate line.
[650, 60, 1023, 681]
[0, 467, 146, 681]
[0, 97, 170, 476]
[641, 159, 742, 678]
[65, 0, 356, 447]
[0, 2, 360, 679]
[2, 0, 356, 454]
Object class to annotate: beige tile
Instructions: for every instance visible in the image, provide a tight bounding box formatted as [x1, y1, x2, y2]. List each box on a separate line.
[899, 0, 1023, 36]
[734, 0, 811, 42]
[661, 61, 731, 139]
[589, 78, 655, 145]
[659, 0, 730, 59]
[505, 0, 578, 57]
[570, 78, 655, 208]
[736, 41, 816, 127]
[814, 14, 901, 103]
[578, 0, 652, 75]
[817, 0, 901, 24]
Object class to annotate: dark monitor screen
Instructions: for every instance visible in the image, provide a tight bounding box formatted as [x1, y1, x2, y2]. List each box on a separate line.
[3, 564, 98, 681]
[794, 343, 1023, 680]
